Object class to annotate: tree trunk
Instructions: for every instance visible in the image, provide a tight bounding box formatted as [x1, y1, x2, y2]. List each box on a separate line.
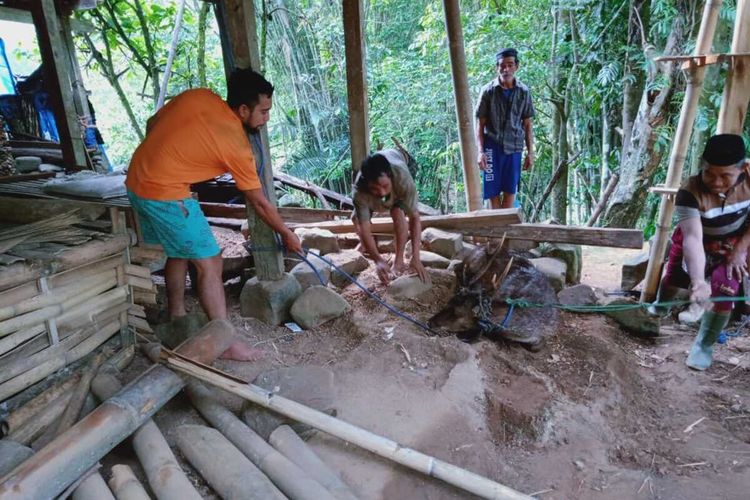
[601, 5, 689, 228]
[197, 1, 209, 87]
[621, 0, 650, 154]
[601, 101, 611, 197]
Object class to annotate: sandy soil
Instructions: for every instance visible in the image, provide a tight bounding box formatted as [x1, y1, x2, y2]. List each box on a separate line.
[113, 244, 749, 500]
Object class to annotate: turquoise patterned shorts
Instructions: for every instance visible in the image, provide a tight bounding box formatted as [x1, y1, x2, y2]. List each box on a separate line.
[127, 191, 220, 259]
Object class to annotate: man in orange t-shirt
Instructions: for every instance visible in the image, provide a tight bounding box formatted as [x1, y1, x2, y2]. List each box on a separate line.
[126, 68, 302, 361]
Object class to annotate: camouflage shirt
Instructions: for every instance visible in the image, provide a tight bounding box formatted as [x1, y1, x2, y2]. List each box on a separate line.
[352, 149, 418, 222]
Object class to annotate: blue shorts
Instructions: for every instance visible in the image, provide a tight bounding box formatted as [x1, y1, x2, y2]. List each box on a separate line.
[127, 191, 220, 259]
[482, 135, 522, 200]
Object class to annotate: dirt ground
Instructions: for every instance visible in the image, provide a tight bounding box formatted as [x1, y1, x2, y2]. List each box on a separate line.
[117, 244, 750, 500]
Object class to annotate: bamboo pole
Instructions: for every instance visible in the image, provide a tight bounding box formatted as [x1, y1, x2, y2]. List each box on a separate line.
[52, 351, 108, 438]
[0, 320, 237, 499]
[56, 286, 129, 332]
[0, 233, 132, 292]
[91, 367, 202, 500]
[187, 382, 338, 500]
[108, 465, 150, 500]
[269, 425, 359, 500]
[175, 424, 286, 500]
[0, 324, 45, 357]
[717, 0, 750, 134]
[342, 0, 370, 172]
[640, 0, 722, 302]
[1, 374, 80, 436]
[156, 0, 187, 110]
[0, 276, 118, 336]
[8, 391, 73, 445]
[0, 320, 120, 402]
[0, 270, 117, 321]
[161, 356, 531, 500]
[442, 0, 482, 211]
[71, 471, 116, 500]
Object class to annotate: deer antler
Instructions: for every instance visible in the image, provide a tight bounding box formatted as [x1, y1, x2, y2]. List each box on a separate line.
[467, 233, 507, 287]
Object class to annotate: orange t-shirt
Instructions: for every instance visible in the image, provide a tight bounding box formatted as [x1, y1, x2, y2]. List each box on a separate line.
[125, 89, 261, 200]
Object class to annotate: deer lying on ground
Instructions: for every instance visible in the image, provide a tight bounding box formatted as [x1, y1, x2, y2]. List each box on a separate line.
[428, 242, 559, 350]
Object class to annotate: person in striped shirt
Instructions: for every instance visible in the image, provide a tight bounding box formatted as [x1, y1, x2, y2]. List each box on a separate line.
[662, 133, 749, 370]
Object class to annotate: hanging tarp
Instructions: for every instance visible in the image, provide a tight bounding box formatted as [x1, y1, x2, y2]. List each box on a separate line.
[0, 39, 16, 96]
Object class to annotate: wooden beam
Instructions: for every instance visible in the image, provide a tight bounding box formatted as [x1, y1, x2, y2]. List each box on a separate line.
[291, 208, 521, 234]
[342, 0, 370, 172]
[30, 0, 88, 169]
[655, 52, 750, 70]
[0, 6, 94, 33]
[717, 0, 750, 134]
[472, 224, 643, 249]
[200, 202, 350, 222]
[442, 0, 482, 211]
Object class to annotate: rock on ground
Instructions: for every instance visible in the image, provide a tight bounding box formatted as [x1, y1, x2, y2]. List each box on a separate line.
[387, 275, 433, 299]
[294, 227, 340, 255]
[621, 251, 649, 291]
[418, 251, 451, 269]
[600, 296, 660, 336]
[421, 228, 463, 259]
[240, 273, 302, 325]
[530, 257, 567, 293]
[290, 285, 350, 329]
[242, 366, 336, 440]
[290, 251, 331, 290]
[558, 284, 598, 306]
[327, 250, 369, 287]
[541, 243, 582, 284]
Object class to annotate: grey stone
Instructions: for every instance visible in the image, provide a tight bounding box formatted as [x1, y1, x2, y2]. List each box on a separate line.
[0, 440, 33, 477]
[240, 273, 302, 325]
[387, 275, 433, 299]
[507, 239, 538, 252]
[14, 156, 41, 173]
[278, 193, 304, 207]
[601, 297, 660, 337]
[621, 251, 649, 291]
[294, 228, 340, 255]
[558, 284, 598, 306]
[242, 366, 336, 440]
[153, 312, 208, 349]
[327, 250, 369, 287]
[446, 259, 463, 273]
[38, 163, 63, 173]
[530, 257, 567, 293]
[290, 251, 331, 290]
[541, 243, 582, 284]
[418, 251, 451, 269]
[421, 228, 463, 259]
[290, 286, 350, 329]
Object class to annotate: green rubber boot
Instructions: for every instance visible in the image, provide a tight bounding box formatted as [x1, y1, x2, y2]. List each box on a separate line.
[685, 310, 729, 371]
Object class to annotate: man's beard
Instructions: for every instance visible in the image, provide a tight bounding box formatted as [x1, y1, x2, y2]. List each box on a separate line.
[244, 124, 260, 135]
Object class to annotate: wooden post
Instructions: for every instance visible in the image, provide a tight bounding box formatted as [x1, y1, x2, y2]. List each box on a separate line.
[442, 0, 482, 212]
[221, 0, 285, 280]
[717, 0, 750, 134]
[156, 0, 188, 110]
[640, 0, 722, 302]
[343, 0, 370, 172]
[30, 0, 88, 169]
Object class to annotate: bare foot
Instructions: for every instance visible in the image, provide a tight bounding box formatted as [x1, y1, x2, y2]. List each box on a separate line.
[219, 341, 266, 362]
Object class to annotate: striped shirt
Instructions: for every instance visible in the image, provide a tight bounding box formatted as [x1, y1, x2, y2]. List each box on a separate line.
[675, 174, 750, 241]
[475, 78, 535, 154]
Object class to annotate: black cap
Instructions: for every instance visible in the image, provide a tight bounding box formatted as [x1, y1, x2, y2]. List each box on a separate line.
[703, 134, 746, 167]
[496, 48, 518, 63]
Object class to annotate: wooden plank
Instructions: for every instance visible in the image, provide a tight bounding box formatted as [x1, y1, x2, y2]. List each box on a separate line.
[648, 185, 679, 195]
[200, 202, 350, 222]
[654, 52, 750, 70]
[0, 5, 94, 33]
[471, 224, 644, 249]
[0, 172, 55, 185]
[342, 0, 370, 172]
[291, 208, 522, 234]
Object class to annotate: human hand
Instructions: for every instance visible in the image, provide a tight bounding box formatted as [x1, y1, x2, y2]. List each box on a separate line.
[282, 230, 303, 256]
[727, 250, 748, 281]
[392, 259, 407, 276]
[477, 152, 488, 171]
[375, 259, 394, 284]
[690, 280, 711, 306]
[523, 153, 534, 171]
[409, 257, 429, 283]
